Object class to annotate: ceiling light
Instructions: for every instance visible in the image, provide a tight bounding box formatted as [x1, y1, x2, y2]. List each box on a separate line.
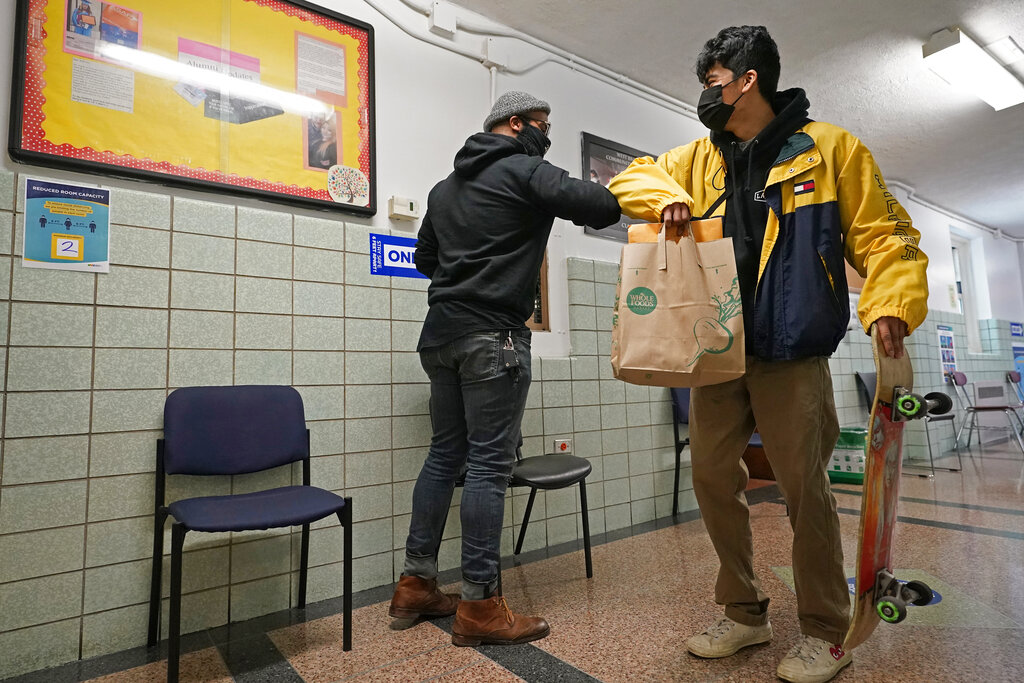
[923, 28, 1024, 111]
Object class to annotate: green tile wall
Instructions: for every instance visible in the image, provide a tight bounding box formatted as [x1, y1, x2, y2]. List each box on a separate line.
[0, 170, 701, 679]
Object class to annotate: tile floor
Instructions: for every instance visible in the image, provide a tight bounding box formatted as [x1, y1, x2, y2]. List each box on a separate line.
[8, 445, 1023, 683]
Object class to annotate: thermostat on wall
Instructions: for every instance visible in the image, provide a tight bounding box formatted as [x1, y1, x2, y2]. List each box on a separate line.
[388, 196, 420, 221]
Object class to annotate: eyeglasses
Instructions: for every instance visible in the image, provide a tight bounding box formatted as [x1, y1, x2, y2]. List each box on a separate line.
[519, 116, 551, 135]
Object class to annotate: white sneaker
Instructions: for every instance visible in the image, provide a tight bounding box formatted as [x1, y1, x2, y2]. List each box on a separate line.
[685, 616, 773, 658]
[776, 635, 852, 683]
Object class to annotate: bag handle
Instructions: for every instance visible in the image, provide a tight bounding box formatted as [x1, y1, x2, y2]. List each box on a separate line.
[658, 222, 703, 270]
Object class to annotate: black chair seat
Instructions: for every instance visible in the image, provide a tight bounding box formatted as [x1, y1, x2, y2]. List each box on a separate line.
[511, 454, 592, 489]
[168, 485, 347, 532]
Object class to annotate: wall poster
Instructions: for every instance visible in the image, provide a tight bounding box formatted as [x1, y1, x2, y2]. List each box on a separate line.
[937, 323, 957, 381]
[23, 177, 110, 272]
[580, 132, 652, 243]
[9, 0, 376, 215]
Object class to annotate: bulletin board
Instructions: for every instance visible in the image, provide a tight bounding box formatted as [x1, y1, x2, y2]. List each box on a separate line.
[8, 0, 376, 215]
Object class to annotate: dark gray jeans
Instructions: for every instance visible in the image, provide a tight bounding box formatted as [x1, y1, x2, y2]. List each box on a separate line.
[403, 330, 532, 599]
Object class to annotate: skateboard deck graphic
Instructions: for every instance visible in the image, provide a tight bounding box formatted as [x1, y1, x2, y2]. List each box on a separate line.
[844, 324, 946, 651]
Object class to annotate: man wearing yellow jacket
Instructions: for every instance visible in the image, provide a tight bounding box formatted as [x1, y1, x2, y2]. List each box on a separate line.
[609, 25, 928, 683]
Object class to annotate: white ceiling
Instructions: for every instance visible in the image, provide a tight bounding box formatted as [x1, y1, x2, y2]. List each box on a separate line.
[451, 0, 1024, 238]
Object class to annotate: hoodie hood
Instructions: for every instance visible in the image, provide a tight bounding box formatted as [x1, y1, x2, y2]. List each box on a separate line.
[453, 132, 527, 177]
[710, 87, 811, 155]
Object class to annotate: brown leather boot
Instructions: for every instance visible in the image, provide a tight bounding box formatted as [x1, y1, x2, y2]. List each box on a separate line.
[388, 575, 459, 619]
[451, 595, 550, 647]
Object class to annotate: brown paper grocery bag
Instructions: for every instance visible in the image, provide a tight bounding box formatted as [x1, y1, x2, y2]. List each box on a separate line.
[610, 223, 745, 387]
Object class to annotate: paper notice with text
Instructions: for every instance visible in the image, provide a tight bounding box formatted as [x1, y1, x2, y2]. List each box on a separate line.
[70, 57, 134, 113]
[296, 33, 347, 106]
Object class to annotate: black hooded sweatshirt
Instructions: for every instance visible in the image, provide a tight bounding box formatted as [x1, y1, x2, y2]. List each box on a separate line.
[415, 132, 621, 350]
[709, 88, 812, 354]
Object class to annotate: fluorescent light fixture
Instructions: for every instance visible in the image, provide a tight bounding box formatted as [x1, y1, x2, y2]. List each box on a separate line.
[923, 28, 1024, 110]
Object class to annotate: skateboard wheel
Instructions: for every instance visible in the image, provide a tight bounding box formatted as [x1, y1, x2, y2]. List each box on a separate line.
[924, 391, 953, 416]
[876, 597, 907, 624]
[896, 394, 923, 419]
[903, 580, 933, 606]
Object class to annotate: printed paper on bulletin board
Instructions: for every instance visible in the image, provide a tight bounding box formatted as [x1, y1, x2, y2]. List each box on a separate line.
[9, 0, 376, 215]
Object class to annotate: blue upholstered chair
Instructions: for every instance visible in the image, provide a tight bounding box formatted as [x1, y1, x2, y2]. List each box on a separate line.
[147, 385, 352, 683]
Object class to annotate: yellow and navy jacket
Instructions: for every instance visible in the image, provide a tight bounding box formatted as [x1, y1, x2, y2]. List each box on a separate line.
[608, 120, 929, 360]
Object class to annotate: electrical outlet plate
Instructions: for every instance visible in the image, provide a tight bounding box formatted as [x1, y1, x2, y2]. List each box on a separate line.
[553, 439, 572, 454]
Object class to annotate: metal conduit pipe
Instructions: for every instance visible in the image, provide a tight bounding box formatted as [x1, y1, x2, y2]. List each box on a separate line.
[384, 1, 1014, 242]
[389, 0, 695, 116]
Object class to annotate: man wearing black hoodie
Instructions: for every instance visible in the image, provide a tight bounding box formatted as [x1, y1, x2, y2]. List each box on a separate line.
[389, 91, 621, 646]
[609, 26, 928, 683]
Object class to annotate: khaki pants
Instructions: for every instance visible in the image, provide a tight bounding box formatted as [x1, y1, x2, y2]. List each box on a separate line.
[690, 356, 849, 644]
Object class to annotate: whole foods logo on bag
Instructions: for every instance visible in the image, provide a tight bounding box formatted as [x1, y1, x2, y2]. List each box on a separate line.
[626, 287, 657, 315]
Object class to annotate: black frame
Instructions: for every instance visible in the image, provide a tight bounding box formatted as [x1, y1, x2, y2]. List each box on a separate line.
[8, 0, 377, 216]
[580, 132, 652, 243]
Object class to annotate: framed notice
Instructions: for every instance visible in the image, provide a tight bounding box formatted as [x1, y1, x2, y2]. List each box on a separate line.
[581, 132, 652, 243]
[9, 0, 376, 215]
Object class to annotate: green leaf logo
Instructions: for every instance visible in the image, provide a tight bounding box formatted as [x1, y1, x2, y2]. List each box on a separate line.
[626, 287, 657, 315]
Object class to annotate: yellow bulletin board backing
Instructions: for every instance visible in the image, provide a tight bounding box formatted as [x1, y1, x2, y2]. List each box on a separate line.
[9, 0, 376, 215]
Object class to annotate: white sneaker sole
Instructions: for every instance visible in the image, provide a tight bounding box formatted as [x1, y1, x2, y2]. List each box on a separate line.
[686, 628, 774, 658]
[777, 652, 852, 683]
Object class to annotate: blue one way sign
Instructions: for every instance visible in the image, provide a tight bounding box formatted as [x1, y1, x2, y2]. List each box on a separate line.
[369, 233, 427, 279]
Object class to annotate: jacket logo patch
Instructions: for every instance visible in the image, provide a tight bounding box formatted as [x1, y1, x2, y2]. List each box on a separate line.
[794, 180, 815, 195]
[753, 190, 766, 202]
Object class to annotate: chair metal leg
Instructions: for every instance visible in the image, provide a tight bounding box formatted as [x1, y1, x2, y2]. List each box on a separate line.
[672, 421, 681, 517]
[922, 421, 937, 477]
[298, 523, 310, 608]
[579, 481, 593, 579]
[167, 523, 186, 683]
[148, 509, 167, 647]
[340, 499, 352, 652]
[1005, 411, 1024, 456]
[955, 412, 968, 449]
[672, 445, 681, 517]
[1011, 407, 1024, 435]
[514, 488, 538, 555]
[949, 417, 963, 471]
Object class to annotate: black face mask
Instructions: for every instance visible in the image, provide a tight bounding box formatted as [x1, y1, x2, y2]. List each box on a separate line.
[517, 123, 550, 157]
[697, 75, 747, 132]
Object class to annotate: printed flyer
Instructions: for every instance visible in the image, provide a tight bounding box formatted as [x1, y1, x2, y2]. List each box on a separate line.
[23, 178, 111, 272]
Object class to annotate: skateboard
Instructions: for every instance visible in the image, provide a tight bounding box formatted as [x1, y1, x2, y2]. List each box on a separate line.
[843, 324, 953, 651]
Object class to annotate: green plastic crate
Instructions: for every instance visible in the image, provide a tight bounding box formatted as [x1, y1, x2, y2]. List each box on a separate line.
[828, 427, 868, 484]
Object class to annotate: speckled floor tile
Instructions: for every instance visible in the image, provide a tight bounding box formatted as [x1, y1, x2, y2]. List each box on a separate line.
[84, 647, 231, 683]
[26, 444, 1024, 683]
[268, 601, 464, 682]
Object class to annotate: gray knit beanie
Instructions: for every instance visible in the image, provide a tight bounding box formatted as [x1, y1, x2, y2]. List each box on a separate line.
[483, 91, 551, 132]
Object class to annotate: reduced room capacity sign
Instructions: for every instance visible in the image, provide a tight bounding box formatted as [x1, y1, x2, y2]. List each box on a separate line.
[23, 178, 110, 272]
[369, 232, 426, 279]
